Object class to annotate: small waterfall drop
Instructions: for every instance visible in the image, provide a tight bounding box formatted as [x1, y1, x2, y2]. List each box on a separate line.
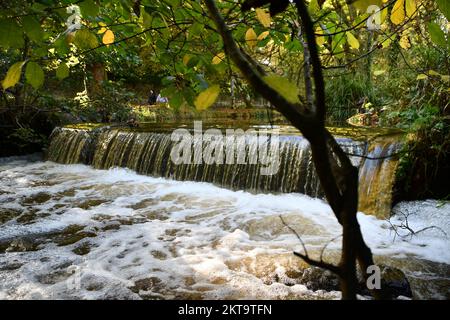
[46, 125, 402, 217]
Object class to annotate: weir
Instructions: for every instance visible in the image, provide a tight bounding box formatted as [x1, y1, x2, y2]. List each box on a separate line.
[46, 124, 403, 218]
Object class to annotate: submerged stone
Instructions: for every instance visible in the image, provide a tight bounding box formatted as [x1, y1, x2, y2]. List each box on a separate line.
[0, 208, 22, 224]
[22, 192, 51, 205]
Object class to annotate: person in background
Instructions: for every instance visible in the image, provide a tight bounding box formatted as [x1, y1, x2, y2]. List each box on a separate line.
[148, 89, 157, 105]
[156, 94, 168, 104]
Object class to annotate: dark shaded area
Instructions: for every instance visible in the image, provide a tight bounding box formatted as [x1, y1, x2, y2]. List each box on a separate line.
[393, 119, 450, 203]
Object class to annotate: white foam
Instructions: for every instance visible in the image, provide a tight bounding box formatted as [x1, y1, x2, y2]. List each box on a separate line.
[0, 159, 448, 299]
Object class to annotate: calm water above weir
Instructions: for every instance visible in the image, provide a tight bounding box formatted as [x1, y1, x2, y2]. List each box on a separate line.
[0, 123, 449, 299]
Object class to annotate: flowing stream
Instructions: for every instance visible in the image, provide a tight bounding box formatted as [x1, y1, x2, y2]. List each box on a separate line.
[0, 124, 449, 299]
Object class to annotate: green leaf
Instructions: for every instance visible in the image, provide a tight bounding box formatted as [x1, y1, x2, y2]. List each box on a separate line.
[56, 63, 69, 80]
[416, 73, 428, 80]
[428, 22, 447, 47]
[25, 62, 45, 89]
[2, 61, 25, 90]
[263, 75, 300, 104]
[373, 70, 386, 76]
[194, 85, 220, 111]
[74, 29, 99, 50]
[54, 35, 70, 55]
[0, 19, 24, 48]
[346, 32, 360, 50]
[436, 0, 450, 21]
[22, 16, 43, 42]
[353, 0, 383, 12]
[169, 92, 184, 110]
[308, 0, 320, 15]
[79, 0, 99, 18]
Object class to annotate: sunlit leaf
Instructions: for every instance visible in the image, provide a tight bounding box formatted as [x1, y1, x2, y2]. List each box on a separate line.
[102, 30, 115, 45]
[257, 31, 270, 41]
[245, 28, 258, 48]
[255, 8, 271, 28]
[194, 85, 221, 111]
[428, 70, 440, 76]
[346, 32, 360, 50]
[308, 0, 320, 14]
[374, 70, 386, 76]
[263, 75, 300, 104]
[405, 0, 416, 18]
[56, 63, 69, 80]
[25, 61, 44, 89]
[316, 27, 325, 46]
[416, 74, 428, 80]
[98, 27, 107, 34]
[2, 61, 25, 90]
[399, 35, 411, 49]
[212, 52, 226, 65]
[390, 0, 405, 25]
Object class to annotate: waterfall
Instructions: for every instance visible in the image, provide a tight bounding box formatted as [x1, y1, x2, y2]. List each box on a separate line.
[46, 126, 402, 218]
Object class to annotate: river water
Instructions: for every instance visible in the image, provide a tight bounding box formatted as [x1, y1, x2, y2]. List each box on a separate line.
[0, 155, 449, 299]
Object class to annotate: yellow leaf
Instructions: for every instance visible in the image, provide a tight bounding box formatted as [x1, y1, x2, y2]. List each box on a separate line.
[316, 27, 325, 46]
[380, 7, 389, 23]
[183, 54, 192, 66]
[374, 70, 386, 76]
[346, 32, 360, 50]
[263, 75, 300, 104]
[441, 75, 450, 82]
[194, 85, 220, 111]
[102, 29, 114, 45]
[257, 31, 270, 41]
[2, 61, 25, 90]
[405, 0, 416, 18]
[245, 28, 257, 48]
[391, 0, 405, 25]
[416, 74, 428, 80]
[255, 8, 271, 28]
[382, 37, 392, 48]
[399, 35, 410, 49]
[212, 52, 226, 65]
[428, 70, 440, 76]
[99, 22, 106, 27]
[97, 27, 107, 34]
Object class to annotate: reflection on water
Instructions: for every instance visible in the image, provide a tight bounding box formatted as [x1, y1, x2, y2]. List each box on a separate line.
[0, 157, 448, 299]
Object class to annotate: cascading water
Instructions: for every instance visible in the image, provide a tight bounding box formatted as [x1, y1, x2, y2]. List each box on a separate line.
[2, 125, 449, 300]
[46, 125, 402, 218]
